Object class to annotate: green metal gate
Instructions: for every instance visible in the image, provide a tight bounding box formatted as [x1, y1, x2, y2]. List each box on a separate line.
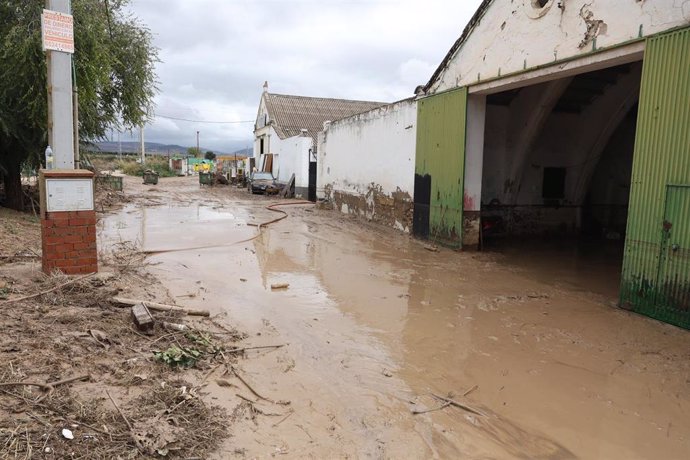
[414, 87, 468, 247]
[621, 27, 690, 329]
[654, 186, 690, 325]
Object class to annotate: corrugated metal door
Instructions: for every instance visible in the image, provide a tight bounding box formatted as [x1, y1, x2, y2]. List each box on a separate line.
[621, 27, 690, 328]
[655, 186, 690, 325]
[414, 87, 468, 247]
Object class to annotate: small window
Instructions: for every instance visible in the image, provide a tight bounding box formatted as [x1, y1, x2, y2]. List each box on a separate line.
[533, 0, 549, 8]
[260, 138, 265, 155]
[543, 167, 566, 200]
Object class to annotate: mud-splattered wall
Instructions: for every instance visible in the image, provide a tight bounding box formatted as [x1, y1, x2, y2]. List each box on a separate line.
[317, 99, 417, 232]
[429, 0, 690, 94]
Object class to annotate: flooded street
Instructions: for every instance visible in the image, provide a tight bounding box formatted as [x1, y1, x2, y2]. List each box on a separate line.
[101, 177, 690, 459]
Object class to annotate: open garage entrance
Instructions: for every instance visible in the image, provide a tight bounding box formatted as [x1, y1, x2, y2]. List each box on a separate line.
[476, 61, 643, 298]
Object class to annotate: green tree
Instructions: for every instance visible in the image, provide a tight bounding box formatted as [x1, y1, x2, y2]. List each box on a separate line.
[187, 147, 201, 158]
[204, 151, 216, 160]
[0, 0, 158, 210]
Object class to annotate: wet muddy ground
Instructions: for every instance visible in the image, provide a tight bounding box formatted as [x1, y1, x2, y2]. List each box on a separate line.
[101, 176, 690, 459]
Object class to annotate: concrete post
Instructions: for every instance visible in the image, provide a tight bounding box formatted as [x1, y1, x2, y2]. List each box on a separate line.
[463, 94, 487, 249]
[45, 0, 75, 170]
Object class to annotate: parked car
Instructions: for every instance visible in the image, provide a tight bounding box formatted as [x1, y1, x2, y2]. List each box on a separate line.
[248, 172, 277, 194]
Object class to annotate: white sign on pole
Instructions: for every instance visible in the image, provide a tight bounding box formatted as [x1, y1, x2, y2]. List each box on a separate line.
[41, 9, 74, 54]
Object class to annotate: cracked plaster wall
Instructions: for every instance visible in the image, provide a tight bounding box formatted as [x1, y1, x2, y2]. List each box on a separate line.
[317, 99, 417, 232]
[432, 0, 690, 93]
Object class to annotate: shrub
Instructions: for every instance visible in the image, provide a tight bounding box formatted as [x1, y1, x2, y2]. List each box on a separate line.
[118, 157, 176, 177]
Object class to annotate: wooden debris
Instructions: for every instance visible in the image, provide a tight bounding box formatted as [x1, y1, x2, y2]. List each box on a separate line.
[112, 297, 210, 317]
[431, 393, 485, 416]
[0, 273, 96, 305]
[424, 245, 440, 253]
[270, 283, 289, 290]
[280, 174, 295, 199]
[0, 374, 90, 402]
[131, 303, 155, 332]
[232, 367, 290, 406]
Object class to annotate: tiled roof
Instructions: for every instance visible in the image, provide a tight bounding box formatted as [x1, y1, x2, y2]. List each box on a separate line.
[264, 93, 387, 143]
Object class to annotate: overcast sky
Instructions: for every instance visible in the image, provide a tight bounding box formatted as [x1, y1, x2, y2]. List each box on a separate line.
[120, 0, 483, 153]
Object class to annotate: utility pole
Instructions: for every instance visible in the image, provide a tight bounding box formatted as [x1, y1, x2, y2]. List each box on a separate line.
[44, 0, 75, 169]
[196, 131, 200, 157]
[140, 125, 145, 164]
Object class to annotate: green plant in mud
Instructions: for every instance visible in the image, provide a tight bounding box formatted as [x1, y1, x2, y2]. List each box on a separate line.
[154, 346, 202, 368]
[185, 331, 224, 356]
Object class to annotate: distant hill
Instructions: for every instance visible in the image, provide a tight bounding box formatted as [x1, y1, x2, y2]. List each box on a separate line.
[92, 141, 254, 157]
[93, 141, 193, 155]
[231, 147, 253, 157]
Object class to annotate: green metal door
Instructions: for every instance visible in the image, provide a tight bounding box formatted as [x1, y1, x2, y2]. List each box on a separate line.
[621, 27, 690, 328]
[654, 186, 690, 326]
[414, 87, 468, 247]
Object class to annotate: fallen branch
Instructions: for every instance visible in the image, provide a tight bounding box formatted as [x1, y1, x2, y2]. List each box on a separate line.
[226, 344, 285, 354]
[232, 367, 290, 406]
[272, 410, 295, 427]
[0, 274, 96, 305]
[105, 389, 133, 431]
[111, 297, 210, 317]
[0, 374, 90, 402]
[431, 393, 485, 417]
[412, 401, 451, 415]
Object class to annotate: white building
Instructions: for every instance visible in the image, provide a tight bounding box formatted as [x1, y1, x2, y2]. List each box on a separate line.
[413, 0, 690, 328]
[253, 82, 385, 199]
[317, 97, 418, 232]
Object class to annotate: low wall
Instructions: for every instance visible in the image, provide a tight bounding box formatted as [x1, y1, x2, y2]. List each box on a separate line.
[318, 98, 417, 232]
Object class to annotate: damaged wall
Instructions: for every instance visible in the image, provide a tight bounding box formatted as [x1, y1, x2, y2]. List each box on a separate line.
[317, 99, 417, 232]
[430, 0, 690, 93]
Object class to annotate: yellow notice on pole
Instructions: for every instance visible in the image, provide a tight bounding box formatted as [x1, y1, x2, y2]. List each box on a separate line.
[41, 9, 74, 54]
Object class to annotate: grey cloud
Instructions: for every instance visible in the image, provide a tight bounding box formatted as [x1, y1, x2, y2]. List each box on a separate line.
[123, 0, 481, 152]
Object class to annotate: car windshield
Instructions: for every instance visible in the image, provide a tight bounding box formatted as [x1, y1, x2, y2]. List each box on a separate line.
[253, 173, 273, 180]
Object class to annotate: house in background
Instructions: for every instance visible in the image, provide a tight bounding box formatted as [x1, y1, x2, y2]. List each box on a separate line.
[317, 96, 418, 232]
[253, 82, 385, 199]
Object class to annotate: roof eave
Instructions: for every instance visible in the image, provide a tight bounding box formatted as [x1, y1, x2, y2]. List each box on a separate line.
[424, 0, 494, 93]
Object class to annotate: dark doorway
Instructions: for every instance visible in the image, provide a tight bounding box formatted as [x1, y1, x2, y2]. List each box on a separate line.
[308, 162, 317, 202]
[413, 174, 432, 239]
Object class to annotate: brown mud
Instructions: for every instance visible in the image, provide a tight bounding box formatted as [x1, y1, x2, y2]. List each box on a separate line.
[98, 175, 690, 459]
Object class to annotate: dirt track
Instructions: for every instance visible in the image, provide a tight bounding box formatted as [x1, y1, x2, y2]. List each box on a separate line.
[98, 175, 690, 459]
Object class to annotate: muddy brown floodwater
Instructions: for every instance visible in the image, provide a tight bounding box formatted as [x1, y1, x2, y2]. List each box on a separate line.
[101, 176, 690, 459]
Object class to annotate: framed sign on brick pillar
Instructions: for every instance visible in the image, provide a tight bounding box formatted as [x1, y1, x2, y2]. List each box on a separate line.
[39, 169, 98, 275]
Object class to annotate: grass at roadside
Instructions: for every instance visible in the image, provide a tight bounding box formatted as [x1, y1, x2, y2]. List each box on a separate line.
[88, 153, 177, 178]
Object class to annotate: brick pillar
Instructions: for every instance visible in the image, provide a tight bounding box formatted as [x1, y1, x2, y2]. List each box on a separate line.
[41, 210, 98, 274]
[39, 170, 98, 275]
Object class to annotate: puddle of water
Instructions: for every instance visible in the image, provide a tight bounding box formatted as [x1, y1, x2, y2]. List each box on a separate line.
[101, 196, 690, 459]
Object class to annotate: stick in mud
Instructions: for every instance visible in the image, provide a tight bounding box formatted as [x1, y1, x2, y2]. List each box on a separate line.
[431, 393, 486, 417]
[0, 273, 97, 305]
[112, 297, 210, 317]
[105, 389, 133, 431]
[0, 374, 91, 402]
[231, 367, 290, 406]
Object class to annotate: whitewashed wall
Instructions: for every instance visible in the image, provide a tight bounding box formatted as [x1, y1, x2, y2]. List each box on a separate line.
[431, 0, 690, 93]
[275, 135, 312, 196]
[318, 99, 417, 231]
